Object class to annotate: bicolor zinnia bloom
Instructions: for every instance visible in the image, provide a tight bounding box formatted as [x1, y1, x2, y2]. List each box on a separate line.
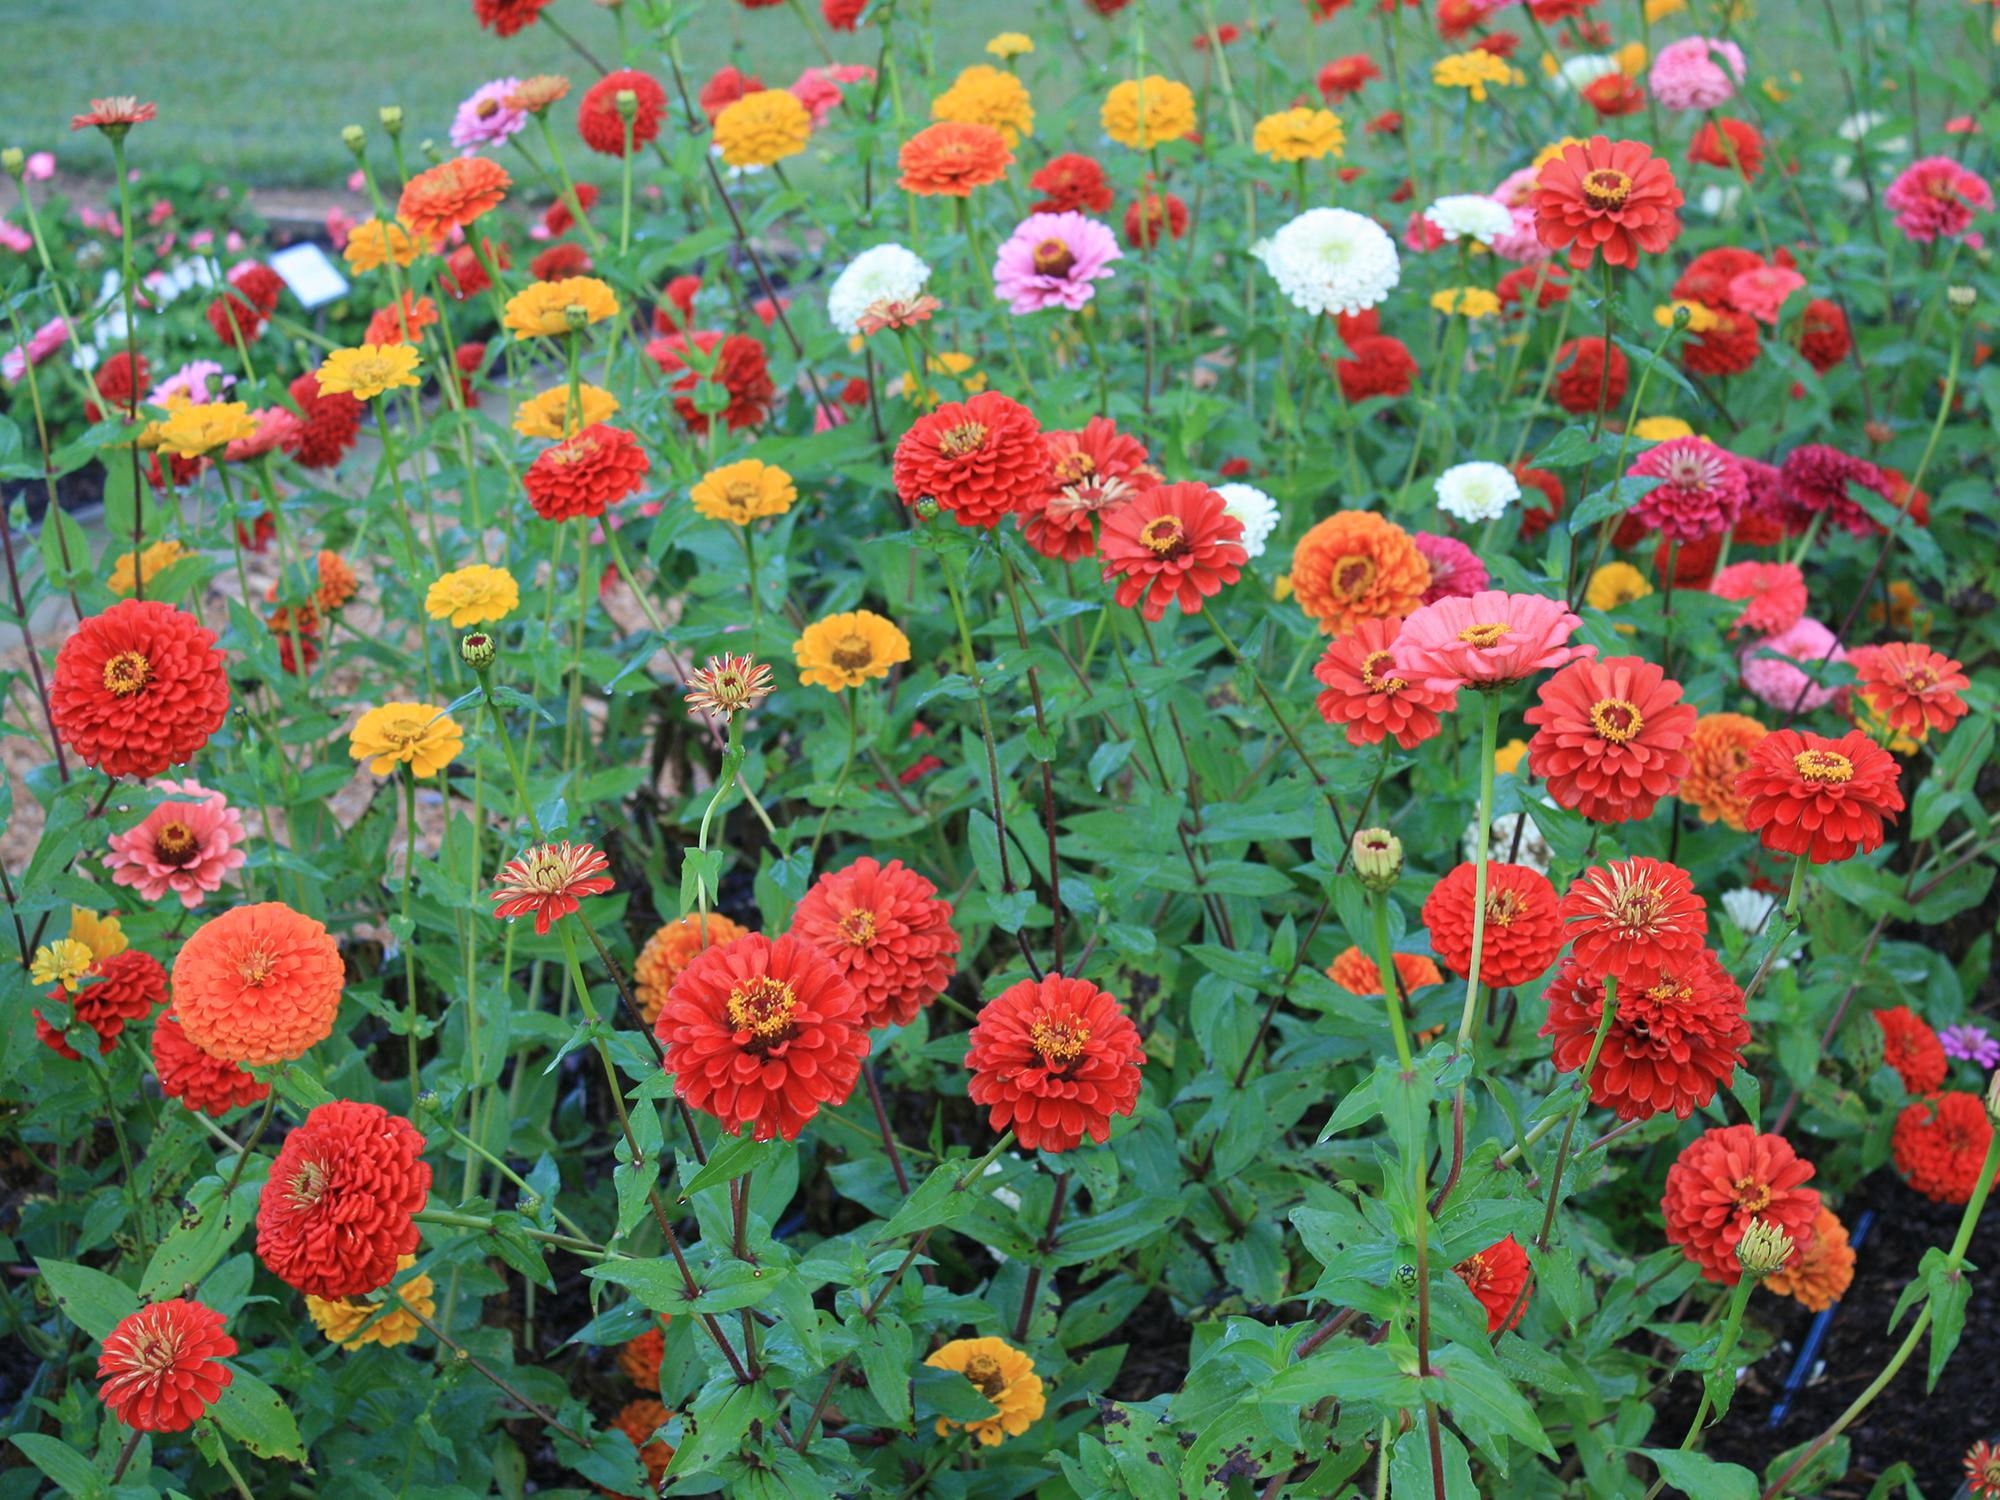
[634, 912, 752, 1024]
[97, 1298, 235, 1432]
[172, 901, 345, 1065]
[653, 933, 870, 1142]
[490, 841, 615, 934]
[50, 600, 230, 781]
[1098, 482, 1247, 622]
[1764, 1205, 1854, 1312]
[1708, 560, 1806, 637]
[1874, 1005, 1948, 1094]
[794, 609, 911, 691]
[104, 778, 247, 908]
[992, 211, 1121, 313]
[398, 156, 511, 244]
[1531, 135, 1684, 268]
[1969, 1441, 2000, 1500]
[1882, 156, 1994, 243]
[965, 973, 1145, 1152]
[1421, 861, 1567, 990]
[684, 654, 776, 719]
[1662, 1124, 1819, 1284]
[348, 702, 464, 779]
[1848, 642, 1971, 739]
[1542, 948, 1748, 1120]
[152, 1011, 269, 1116]
[1454, 1236, 1530, 1333]
[72, 96, 158, 134]
[1289, 511, 1430, 637]
[523, 423, 651, 521]
[578, 69, 668, 155]
[897, 120, 1014, 196]
[1019, 417, 1159, 561]
[893, 391, 1048, 528]
[1679, 712, 1768, 830]
[1626, 438, 1747, 543]
[1392, 589, 1590, 694]
[1312, 615, 1457, 750]
[257, 1099, 431, 1297]
[1561, 857, 1706, 988]
[791, 857, 960, 1030]
[925, 1337, 1047, 1446]
[1891, 1091, 1997, 1204]
[1524, 655, 1695, 823]
[1735, 728, 1904, 863]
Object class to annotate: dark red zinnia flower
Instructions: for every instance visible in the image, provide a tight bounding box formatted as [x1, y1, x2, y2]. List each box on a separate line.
[1795, 298, 1851, 374]
[472, 0, 552, 35]
[1030, 153, 1114, 214]
[1421, 861, 1567, 990]
[578, 70, 667, 156]
[824, 0, 867, 28]
[654, 933, 869, 1142]
[1542, 947, 1747, 1120]
[790, 856, 960, 1030]
[153, 1010, 270, 1116]
[1532, 135, 1684, 268]
[86, 350, 151, 422]
[1124, 190, 1189, 248]
[1552, 336, 1626, 414]
[50, 600, 229, 780]
[645, 330, 776, 433]
[1873, 1005, 1947, 1094]
[1454, 1235, 1530, 1333]
[1892, 1092, 1998, 1203]
[655, 274, 703, 332]
[1682, 304, 1761, 378]
[523, 424, 651, 521]
[205, 263, 284, 345]
[530, 241, 593, 280]
[1335, 334, 1418, 402]
[282, 370, 364, 469]
[1497, 260, 1570, 314]
[1525, 656, 1695, 823]
[1662, 1124, 1820, 1284]
[964, 973, 1145, 1152]
[441, 239, 510, 301]
[1849, 641, 1971, 738]
[1019, 416, 1158, 561]
[1736, 727, 1904, 863]
[1097, 481, 1247, 622]
[1312, 614, 1457, 750]
[257, 1099, 431, 1297]
[1777, 444, 1887, 537]
[1515, 464, 1565, 539]
[893, 390, 1048, 529]
[97, 1298, 235, 1432]
[1560, 856, 1706, 988]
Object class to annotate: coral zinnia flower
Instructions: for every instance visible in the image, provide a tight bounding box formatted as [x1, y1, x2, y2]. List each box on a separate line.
[1626, 437, 1748, 543]
[898, 120, 1014, 196]
[794, 609, 911, 691]
[1289, 511, 1430, 637]
[398, 156, 510, 244]
[105, 777, 246, 908]
[1392, 589, 1590, 693]
[1312, 615, 1457, 750]
[306, 1254, 435, 1350]
[316, 344, 421, 402]
[425, 563, 520, 627]
[40, 947, 166, 1058]
[893, 390, 1047, 528]
[635, 913, 752, 1024]
[1688, 117, 1763, 177]
[1454, 1236, 1530, 1333]
[645, 330, 776, 433]
[173, 902, 345, 1065]
[50, 599, 230, 780]
[363, 292, 441, 348]
[925, 1337, 1047, 1446]
[1663, 1124, 1819, 1285]
[1736, 727, 1903, 864]
[523, 423, 651, 521]
[1100, 76, 1197, 149]
[1541, 948, 1747, 1120]
[1531, 135, 1683, 268]
[348, 701, 464, 778]
[1524, 655, 1695, 823]
[1765, 1206, 1854, 1312]
[1849, 642, 1971, 739]
[282, 371, 363, 469]
[1029, 153, 1114, 213]
[618, 1322, 668, 1389]
[1561, 857, 1706, 988]
[490, 841, 615, 934]
[965, 973, 1145, 1151]
[1413, 532, 1487, 605]
[1327, 946, 1443, 998]
[578, 69, 668, 156]
[152, 1010, 269, 1116]
[1882, 156, 1994, 243]
[72, 97, 158, 135]
[503, 276, 619, 338]
[791, 857, 960, 1029]
[1421, 861, 1567, 990]
[1708, 560, 1806, 637]
[653, 933, 869, 1142]
[258, 1099, 430, 1297]
[1679, 712, 1768, 830]
[97, 1298, 234, 1432]
[1098, 482, 1247, 622]
[1891, 1091, 1998, 1203]
[1874, 1005, 1948, 1094]
[690, 458, 796, 525]
[1019, 416, 1158, 561]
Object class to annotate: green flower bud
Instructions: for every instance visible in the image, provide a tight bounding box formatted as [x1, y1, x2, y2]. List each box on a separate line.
[1735, 1217, 1794, 1280]
[1353, 829, 1403, 893]
[341, 125, 367, 155]
[460, 632, 497, 671]
[0, 149, 23, 179]
[379, 105, 404, 136]
[1948, 285, 1977, 316]
[913, 495, 941, 522]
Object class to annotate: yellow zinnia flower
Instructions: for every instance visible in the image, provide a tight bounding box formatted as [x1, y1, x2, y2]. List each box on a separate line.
[1532, 135, 1587, 171]
[1631, 415, 1696, 442]
[714, 89, 813, 169]
[1654, 300, 1719, 334]
[317, 344, 422, 402]
[1494, 738, 1529, 777]
[924, 1337, 1045, 1447]
[156, 401, 258, 458]
[348, 701, 464, 778]
[1252, 107, 1345, 163]
[344, 217, 425, 273]
[110, 538, 191, 596]
[1430, 287, 1501, 319]
[68, 907, 128, 964]
[1644, 0, 1686, 18]
[1585, 561, 1655, 616]
[690, 459, 797, 525]
[306, 1258, 435, 1350]
[933, 65, 1035, 147]
[1100, 76, 1195, 150]
[503, 277, 620, 338]
[986, 32, 1033, 59]
[1432, 50, 1515, 102]
[794, 610, 910, 692]
[31, 938, 94, 990]
[425, 564, 521, 627]
[513, 383, 619, 439]
[897, 350, 985, 407]
[1614, 42, 1649, 77]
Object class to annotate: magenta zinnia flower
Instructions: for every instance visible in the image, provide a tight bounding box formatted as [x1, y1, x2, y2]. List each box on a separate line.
[992, 211, 1121, 313]
[1413, 532, 1489, 603]
[104, 779, 248, 909]
[1884, 157, 1994, 243]
[1627, 437, 1749, 543]
[1647, 37, 1744, 111]
[491, 841, 615, 934]
[451, 78, 528, 154]
[1392, 589, 1592, 693]
[1739, 616, 1844, 712]
[1779, 444, 1888, 537]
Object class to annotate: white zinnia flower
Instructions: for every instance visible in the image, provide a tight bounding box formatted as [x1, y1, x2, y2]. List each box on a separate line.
[826, 243, 932, 336]
[1434, 461, 1520, 523]
[1462, 811, 1553, 876]
[1423, 194, 1515, 246]
[1557, 54, 1623, 93]
[1259, 208, 1400, 317]
[1214, 483, 1280, 559]
[1720, 887, 1777, 935]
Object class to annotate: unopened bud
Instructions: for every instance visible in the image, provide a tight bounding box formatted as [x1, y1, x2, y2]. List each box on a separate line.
[379, 105, 404, 136]
[1735, 1217, 1794, 1280]
[1353, 829, 1403, 892]
[341, 124, 367, 155]
[615, 88, 640, 122]
[414, 1088, 439, 1114]
[1671, 302, 1692, 329]
[912, 495, 941, 522]
[1948, 285, 1977, 316]
[563, 303, 591, 332]
[461, 632, 496, 671]
[1394, 1262, 1418, 1290]
[517, 1191, 542, 1215]
[0, 149, 22, 179]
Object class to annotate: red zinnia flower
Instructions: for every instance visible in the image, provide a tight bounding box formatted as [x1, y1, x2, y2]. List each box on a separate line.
[824, 0, 867, 28]
[698, 66, 764, 124]
[50, 599, 229, 780]
[1677, 302, 1760, 379]
[1892, 1092, 1998, 1203]
[523, 424, 651, 521]
[1795, 299, 1851, 374]
[1312, 615, 1457, 750]
[1873, 1005, 1947, 1094]
[364, 292, 440, 347]
[1514, 464, 1565, 539]
[578, 70, 668, 156]
[1849, 641, 1970, 738]
[1317, 55, 1381, 101]
[530, 242, 593, 281]
[654, 933, 870, 1142]
[893, 390, 1048, 529]
[86, 350, 151, 422]
[645, 330, 776, 433]
[1454, 1236, 1530, 1333]
[97, 1298, 234, 1432]
[1542, 948, 1747, 1120]
[257, 1099, 430, 1297]
[490, 841, 616, 933]
[1030, 153, 1114, 213]
[1672, 246, 1764, 309]
[964, 973, 1145, 1152]
[1968, 1441, 2000, 1500]
[441, 239, 510, 301]
[1497, 260, 1570, 314]
[1662, 1124, 1820, 1284]
[1736, 728, 1904, 863]
[1777, 443, 1887, 537]
[1525, 656, 1695, 823]
[1124, 189, 1190, 248]
[1097, 482, 1247, 622]
[1581, 73, 1645, 118]
[1421, 861, 1567, 990]
[153, 1010, 270, 1116]
[1335, 335, 1418, 403]
[1561, 857, 1706, 988]
[1019, 416, 1158, 561]
[472, 0, 552, 35]
[282, 370, 363, 469]
[1531, 135, 1684, 268]
[655, 274, 703, 332]
[543, 183, 599, 236]
[1552, 336, 1627, 414]
[42, 947, 166, 1058]
[790, 856, 960, 1029]
[1687, 117, 1764, 179]
[205, 263, 284, 345]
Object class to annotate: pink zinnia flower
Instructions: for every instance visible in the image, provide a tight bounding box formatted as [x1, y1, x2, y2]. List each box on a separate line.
[1883, 157, 1994, 243]
[992, 211, 1121, 313]
[3, 317, 67, 383]
[790, 66, 870, 126]
[451, 78, 528, 154]
[1779, 443, 1887, 537]
[1392, 589, 1593, 693]
[1413, 532, 1489, 603]
[1627, 437, 1749, 543]
[1740, 616, 1844, 711]
[0, 220, 31, 254]
[224, 407, 301, 463]
[1710, 560, 1807, 636]
[25, 152, 55, 181]
[1488, 169, 1554, 263]
[157, 359, 231, 405]
[1725, 265, 1806, 325]
[1648, 37, 1745, 112]
[104, 779, 248, 909]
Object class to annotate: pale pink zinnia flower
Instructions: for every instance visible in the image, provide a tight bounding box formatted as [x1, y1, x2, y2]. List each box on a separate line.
[1392, 589, 1592, 693]
[157, 359, 230, 405]
[451, 78, 528, 153]
[25, 152, 55, 182]
[1627, 437, 1749, 543]
[1883, 157, 1994, 243]
[1739, 616, 1844, 711]
[104, 779, 248, 908]
[1413, 532, 1489, 604]
[992, 211, 1121, 313]
[1725, 265, 1806, 325]
[1648, 37, 1745, 111]
[2, 316, 66, 383]
[0, 220, 32, 254]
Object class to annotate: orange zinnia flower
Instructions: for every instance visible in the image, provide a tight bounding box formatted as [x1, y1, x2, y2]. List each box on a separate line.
[1326, 946, 1442, 998]
[1289, 511, 1430, 636]
[1679, 712, 1767, 830]
[898, 121, 1014, 197]
[171, 902, 345, 1065]
[634, 912, 752, 1023]
[398, 156, 511, 245]
[1765, 1206, 1854, 1311]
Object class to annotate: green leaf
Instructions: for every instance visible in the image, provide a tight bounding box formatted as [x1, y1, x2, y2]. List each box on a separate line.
[876, 1159, 981, 1242]
[9, 1433, 110, 1499]
[858, 1315, 915, 1427]
[913, 1362, 1000, 1422]
[586, 1256, 789, 1315]
[140, 1162, 268, 1299]
[1388, 1421, 1478, 1500]
[681, 1129, 782, 1196]
[211, 1367, 306, 1461]
[1635, 1447, 1758, 1500]
[36, 1258, 140, 1341]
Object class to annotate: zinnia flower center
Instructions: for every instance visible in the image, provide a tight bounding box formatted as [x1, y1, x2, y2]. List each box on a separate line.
[1590, 697, 1644, 743]
[1032, 238, 1077, 276]
[524, 851, 574, 892]
[1029, 1012, 1091, 1069]
[1793, 749, 1853, 784]
[1581, 167, 1633, 208]
[1458, 622, 1512, 649]
[102, 649, 152, 696]
[1459, 1251, 1491, 1288]
[1663, 452, 1716, 489]
[1053, 451, 1097, 485]
[1139, 515, 1188, 557]
[829, 634, 875, 671]
[381, 717, 430, 753]
[1608, 881, 1668, 932]
[1486, 888, 1527, 926]
[962, 1353, 1008, 1398]
[477, 98, 501, 120]
[727, 976, 798, 1042]
[1731, 1174, 1772, 1214]
[1900, 665, 1937, 692]
[837, 908, 877, 946]
[1330, 555, 1378, 599]
[125, 1323, 185, 1377]
[288, 1158, 332, 1208]
[1360, 649, 1407, 693]
[237, 947, 277, 986]
[155, 820, 200, 866]
[549, 436, 599, 466]
[937, 421, 989, 458]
